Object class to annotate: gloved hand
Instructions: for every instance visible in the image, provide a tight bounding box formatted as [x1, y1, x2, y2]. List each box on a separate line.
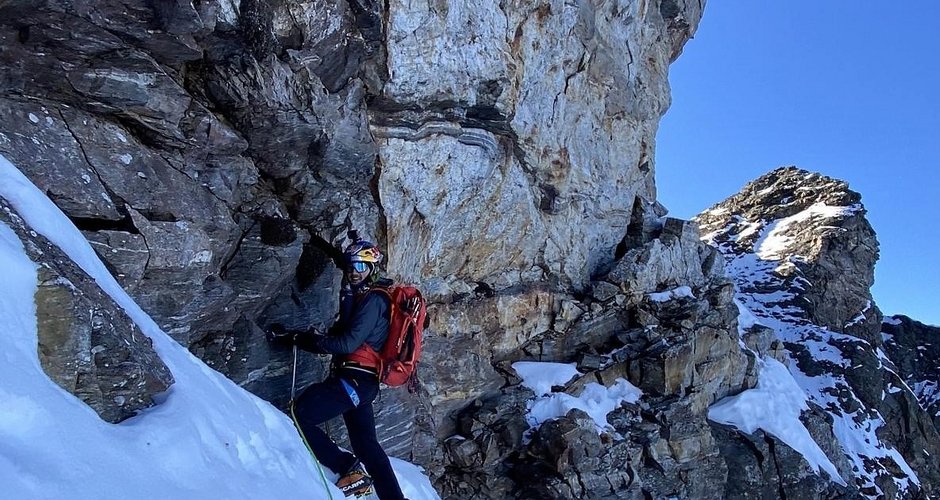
[265, 323, 296, 346]
[295, 329, 329, 354]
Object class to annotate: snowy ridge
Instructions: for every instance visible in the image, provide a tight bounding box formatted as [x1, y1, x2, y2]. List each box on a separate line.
[702, 205, 921, 497]
[0, 156, 440, 499]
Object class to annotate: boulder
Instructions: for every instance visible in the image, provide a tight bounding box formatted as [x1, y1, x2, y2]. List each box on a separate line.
[1, 199, 173, 424]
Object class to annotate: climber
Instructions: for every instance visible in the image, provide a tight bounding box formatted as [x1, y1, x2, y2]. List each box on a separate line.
[268, 234, 406, 500]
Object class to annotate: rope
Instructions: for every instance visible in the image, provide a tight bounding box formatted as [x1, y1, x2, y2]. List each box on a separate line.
[290, 400, 334, 500]
[289, 344, 334, 499]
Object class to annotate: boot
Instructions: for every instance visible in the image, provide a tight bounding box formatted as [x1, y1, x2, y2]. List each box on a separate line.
[336, 460, 374, 498]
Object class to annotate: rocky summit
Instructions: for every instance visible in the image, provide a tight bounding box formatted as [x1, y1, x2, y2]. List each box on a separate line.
[1, 1, 938, 499]
[696, 166, 939, 498]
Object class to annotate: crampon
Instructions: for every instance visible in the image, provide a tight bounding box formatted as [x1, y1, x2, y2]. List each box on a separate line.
[336, 462, 374, 498]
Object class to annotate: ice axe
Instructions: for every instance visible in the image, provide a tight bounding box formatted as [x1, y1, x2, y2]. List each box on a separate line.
[290, 342, 299, 404]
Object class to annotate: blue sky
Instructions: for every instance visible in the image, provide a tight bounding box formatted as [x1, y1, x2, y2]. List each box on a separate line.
[656, 2, 940, 326]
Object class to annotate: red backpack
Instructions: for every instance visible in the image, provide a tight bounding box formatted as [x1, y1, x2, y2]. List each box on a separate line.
[344, 285, 427, 391]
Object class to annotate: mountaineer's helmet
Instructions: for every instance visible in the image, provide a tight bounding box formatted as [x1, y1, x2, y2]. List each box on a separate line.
[344, 239, 383, 269]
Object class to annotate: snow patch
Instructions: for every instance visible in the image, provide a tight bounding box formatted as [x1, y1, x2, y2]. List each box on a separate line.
[734, 297, 761, 335]
[512, 361, 580, 397]
[831, 410, 921, 493]
[911, 380, 940, 408]
[513, 362, 642, 436]
[708, 358, 846, 485]
[883, 316, 903, 326]
[703, 206, 729, 216]
[754, 203, 861, 260]
[526, 379, 642, 435]
[648, 285, 695, 302]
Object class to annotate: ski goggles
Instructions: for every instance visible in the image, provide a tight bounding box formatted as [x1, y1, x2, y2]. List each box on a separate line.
[347, 261, 370, 273]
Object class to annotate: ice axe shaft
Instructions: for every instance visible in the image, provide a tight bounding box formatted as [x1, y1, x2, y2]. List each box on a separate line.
[290, 343, 299, 404]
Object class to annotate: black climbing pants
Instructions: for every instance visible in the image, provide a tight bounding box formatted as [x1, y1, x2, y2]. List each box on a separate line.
[293, 370, 405, 500]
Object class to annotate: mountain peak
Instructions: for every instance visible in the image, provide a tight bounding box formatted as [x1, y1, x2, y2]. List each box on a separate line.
[694, 167, 940, 494]
[701, 166, 863, 224]
[695, 166, 878, 337]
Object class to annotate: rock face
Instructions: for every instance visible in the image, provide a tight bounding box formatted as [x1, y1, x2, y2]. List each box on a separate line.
[376, 0, 701, 290]
[430, 217, 763, 498]
[1, 0, 700, 309]
[1, 199, 173, 423]
[5, 1, 938, 499]
[0, 0, 704, 467]
[882, 315, 940, 434]
[696, 166, 940, 498]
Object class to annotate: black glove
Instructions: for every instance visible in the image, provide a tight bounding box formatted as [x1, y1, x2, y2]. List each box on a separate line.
[295, 329, 329, 354]
[266, 323, 296, 346]
[325, 322, 344, 338]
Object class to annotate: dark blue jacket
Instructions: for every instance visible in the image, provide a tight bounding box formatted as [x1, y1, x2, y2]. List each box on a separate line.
[295, 282, 391, 358]
[319, 289, 390, 354]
